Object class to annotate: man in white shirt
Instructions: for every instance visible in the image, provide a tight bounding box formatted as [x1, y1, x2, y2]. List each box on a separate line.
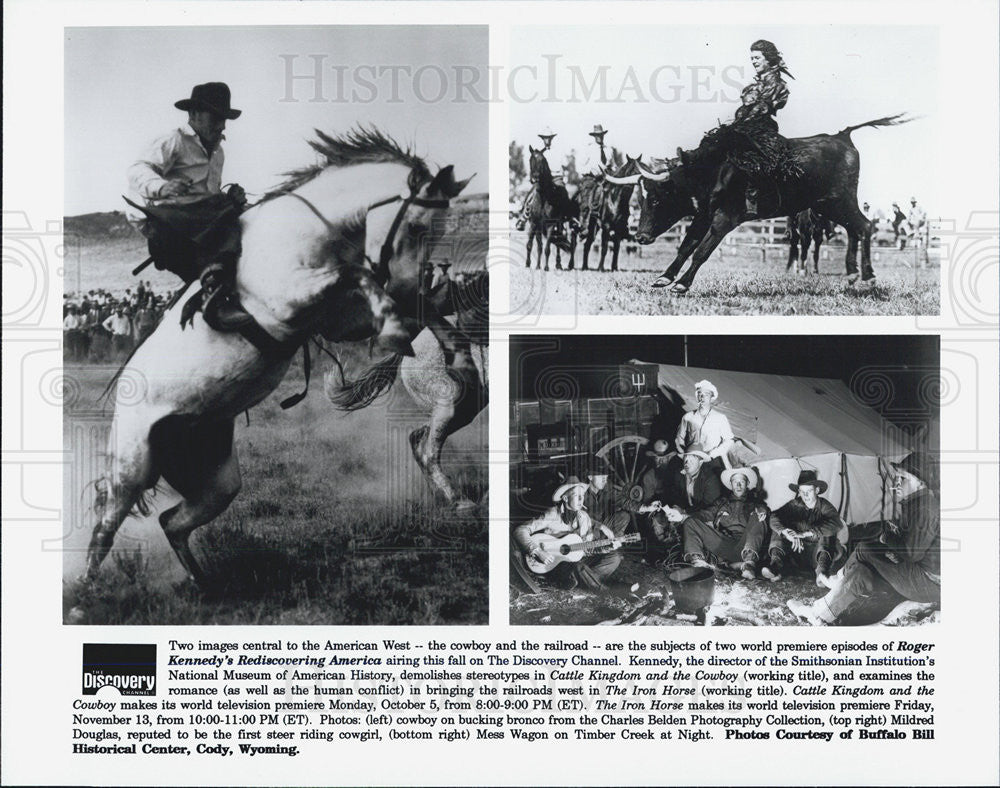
[128, 82, 249, 329]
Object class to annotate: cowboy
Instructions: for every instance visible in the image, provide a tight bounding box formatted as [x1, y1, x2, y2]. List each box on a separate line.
[583, 459, 629, 537]
[515, 127, 562, 230]
[538, 126, 556, 152]
[675, 379, 735, 470]
[680, 466, 769, 580]
[127, 82, 250, 330]
[654, 442, 725, 562]
[577, 124, 610, 222]
[514, 476, 624, 591]
[662, 443, 724, 521]
[788, 452, 940, 625]
[763, 470, 845, 586]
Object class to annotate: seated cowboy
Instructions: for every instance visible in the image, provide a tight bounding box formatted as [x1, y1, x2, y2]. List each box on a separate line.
[661, 442, 725, 520]
[126, 82, 250, 330]
[513, 476, 626, 593]
[680, 466, 770, 581]
[582, 458, 630, 538]
[788, 452, 940, 626]
[762, 470, 846, 586]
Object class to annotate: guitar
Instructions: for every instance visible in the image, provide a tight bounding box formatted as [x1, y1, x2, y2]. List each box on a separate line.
[526, 532, 642, 574]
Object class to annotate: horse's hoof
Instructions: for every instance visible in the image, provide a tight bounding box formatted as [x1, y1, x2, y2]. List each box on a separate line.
[669, 283, 689, 294]
[847, 274, 860, 286]
[651, 276, 673, 289]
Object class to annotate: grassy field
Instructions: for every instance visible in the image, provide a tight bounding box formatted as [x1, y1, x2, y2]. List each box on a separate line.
[510, 229, 940, 316]
[62, 201, 489, 625]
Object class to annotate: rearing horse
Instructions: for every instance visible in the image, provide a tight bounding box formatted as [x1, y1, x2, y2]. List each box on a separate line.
[85, 128, 472, 585]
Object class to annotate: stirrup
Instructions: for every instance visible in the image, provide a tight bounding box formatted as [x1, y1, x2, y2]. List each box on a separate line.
[202, 287, 253, 331]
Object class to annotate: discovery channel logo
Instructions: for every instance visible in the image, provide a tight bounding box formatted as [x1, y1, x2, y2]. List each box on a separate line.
[82, 644, 156, 696]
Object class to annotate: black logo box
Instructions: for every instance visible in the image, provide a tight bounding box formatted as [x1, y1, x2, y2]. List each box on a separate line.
[82, 643, 156, 696]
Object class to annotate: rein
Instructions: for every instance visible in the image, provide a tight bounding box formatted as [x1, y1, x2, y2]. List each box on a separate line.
[285, 187, 449, 288]
[270, 177, 449, 410]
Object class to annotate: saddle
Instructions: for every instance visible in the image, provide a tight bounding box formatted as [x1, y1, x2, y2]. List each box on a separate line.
[126, 190, 252, 331]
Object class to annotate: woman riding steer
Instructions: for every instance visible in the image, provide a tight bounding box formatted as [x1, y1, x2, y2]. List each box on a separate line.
[679, 40, 800, 218]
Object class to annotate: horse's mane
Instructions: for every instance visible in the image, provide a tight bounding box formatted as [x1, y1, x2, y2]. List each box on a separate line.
[262, 126, 430, 202]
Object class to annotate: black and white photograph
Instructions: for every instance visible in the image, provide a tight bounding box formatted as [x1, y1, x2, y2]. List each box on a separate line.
[509, 335, 941, 626]
[60, 26, 490, 625]
[508, 26, 941, 315]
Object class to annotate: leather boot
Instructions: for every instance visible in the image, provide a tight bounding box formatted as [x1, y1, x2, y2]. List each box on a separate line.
[200, 262, 253, 331]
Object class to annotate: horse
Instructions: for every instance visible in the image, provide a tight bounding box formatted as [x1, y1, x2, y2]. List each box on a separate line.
[84, 128, 473, 585]
[579, 155, 643, 272]
[786, 209, 837, 275]
[607, 114, 913, 293]
[521, 147, 578, 271]
[325, 270, 488, 508]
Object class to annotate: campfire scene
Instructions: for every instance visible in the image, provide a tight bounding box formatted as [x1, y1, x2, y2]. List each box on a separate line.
[510, 335, 940, 627]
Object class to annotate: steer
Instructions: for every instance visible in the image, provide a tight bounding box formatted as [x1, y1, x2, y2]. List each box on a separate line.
[606, 114, 912, 293]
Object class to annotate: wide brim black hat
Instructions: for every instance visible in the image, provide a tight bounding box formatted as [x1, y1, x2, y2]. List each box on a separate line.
[175, 82, 241, 120]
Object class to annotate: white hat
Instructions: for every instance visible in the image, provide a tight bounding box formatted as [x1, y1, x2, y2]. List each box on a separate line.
[721, 466, 758, 490]
[695, 379, 718, 400]
[552, 476, 589, 502]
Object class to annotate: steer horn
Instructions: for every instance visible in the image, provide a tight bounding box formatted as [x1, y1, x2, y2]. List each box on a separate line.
[604, 173, 641, 186]
[637, 164, 671, 182]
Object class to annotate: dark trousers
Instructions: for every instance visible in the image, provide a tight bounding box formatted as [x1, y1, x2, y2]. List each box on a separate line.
[553, 552, 622, 590]
[768, 532, 833, 574]
[823, 541, 940, 619]
[139, 194, 243, 283]
[683, 517, 768, 565]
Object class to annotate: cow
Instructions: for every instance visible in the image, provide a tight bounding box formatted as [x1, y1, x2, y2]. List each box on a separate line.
[606, 114, 913, 293]
[786, 209, 837, 275]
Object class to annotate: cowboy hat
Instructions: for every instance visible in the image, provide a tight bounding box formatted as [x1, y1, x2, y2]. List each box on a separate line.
[789, 469, 828, 494]
[891, 451, 938, 488]
[645, 439, 675, 459]
[721, 466, 758, 490]
[539, 126, 556, 140]
[552, 475, 589, 502]
[681, 442, 711, 462]
[175, 82, 242, 120]
[582, 456, 611, 479]
[589, 124, 608, 137]
[694, 379, 718, 400]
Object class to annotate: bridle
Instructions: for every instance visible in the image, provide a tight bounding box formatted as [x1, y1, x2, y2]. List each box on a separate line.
[285, 178, 450, 288]
[365, 190, 450, 286]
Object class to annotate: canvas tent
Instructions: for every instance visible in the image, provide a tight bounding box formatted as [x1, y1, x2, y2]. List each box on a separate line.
[635, 361, 913, 524]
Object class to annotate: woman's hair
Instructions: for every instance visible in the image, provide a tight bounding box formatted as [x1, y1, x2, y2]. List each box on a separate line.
[750, 39, 793, 79]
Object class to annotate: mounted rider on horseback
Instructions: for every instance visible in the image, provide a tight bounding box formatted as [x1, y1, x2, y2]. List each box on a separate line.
[678, 40, 801, 218]
[126, 82, 252, 331]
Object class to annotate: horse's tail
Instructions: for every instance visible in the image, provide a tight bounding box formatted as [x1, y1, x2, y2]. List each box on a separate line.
[325, 353, 403, 411]
[838, 113, 915, 137]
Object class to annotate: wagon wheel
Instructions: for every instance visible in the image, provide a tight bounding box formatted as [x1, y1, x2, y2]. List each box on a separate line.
[595, 435, 650, 536]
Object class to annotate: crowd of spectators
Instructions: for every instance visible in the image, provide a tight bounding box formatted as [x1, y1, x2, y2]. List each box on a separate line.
[63, 281, 177, 363]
